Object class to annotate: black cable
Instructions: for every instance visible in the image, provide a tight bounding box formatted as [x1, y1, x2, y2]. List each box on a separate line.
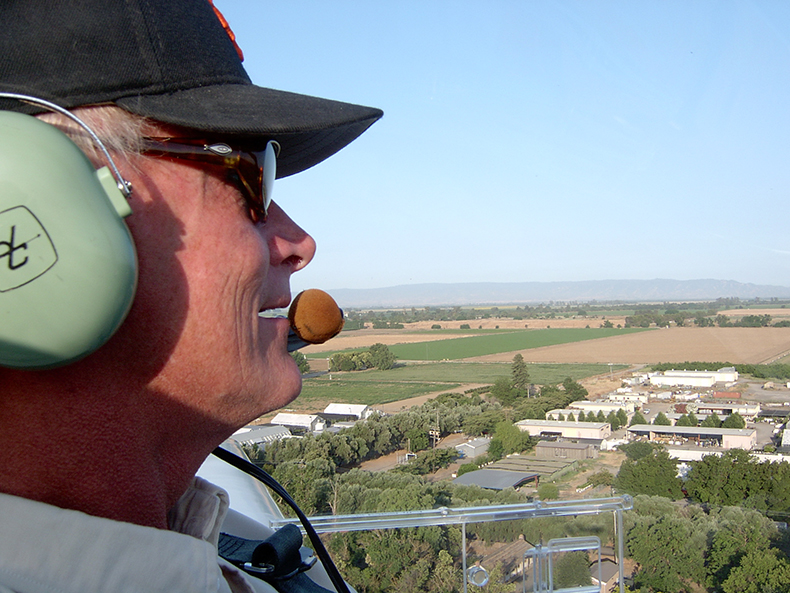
[211, 447, 351, 593]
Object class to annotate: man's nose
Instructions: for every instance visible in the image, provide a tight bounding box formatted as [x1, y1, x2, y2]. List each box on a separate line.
[263, 201, 316, 272]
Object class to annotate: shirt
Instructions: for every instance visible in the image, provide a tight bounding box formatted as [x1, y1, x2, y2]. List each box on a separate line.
[0, 477, 297, 593]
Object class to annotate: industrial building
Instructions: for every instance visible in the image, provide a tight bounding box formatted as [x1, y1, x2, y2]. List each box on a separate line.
[648, 367, 738, 388]
[455, 437, 491, 459]
[568, 400, 635, 415]
[270, 412, 326, 434]
[627, 424, 757, 450]
[607, 392, 649, 405]
[515, 419, 612, 440]
[535, 441, 598, 460]
[232, 424, 292, 447]
[322, 403, 375, 422]
[692, 401, 760, 420]
[452, 469, 540, 491]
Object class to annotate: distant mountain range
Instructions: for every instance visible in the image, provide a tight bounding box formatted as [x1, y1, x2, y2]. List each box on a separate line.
[328, 279, 790, 309]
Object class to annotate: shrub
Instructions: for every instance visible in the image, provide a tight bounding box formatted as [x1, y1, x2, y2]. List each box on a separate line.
[537, 483, 559, 500]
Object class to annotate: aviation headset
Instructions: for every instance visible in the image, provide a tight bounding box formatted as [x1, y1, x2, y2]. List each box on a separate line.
[0, 94, 137, 369]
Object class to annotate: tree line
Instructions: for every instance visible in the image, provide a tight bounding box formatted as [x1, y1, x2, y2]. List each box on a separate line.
[614, 444, 790, 592]
[328, 343, 397, 372]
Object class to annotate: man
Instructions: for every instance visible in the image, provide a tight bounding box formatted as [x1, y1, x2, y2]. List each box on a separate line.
[0, 1, 381, 592]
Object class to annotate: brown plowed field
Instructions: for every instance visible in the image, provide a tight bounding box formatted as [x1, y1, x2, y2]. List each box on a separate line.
[469, 327, 790, 365]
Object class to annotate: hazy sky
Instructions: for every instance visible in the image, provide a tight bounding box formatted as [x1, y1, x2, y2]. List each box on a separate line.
[217, 1, 790, 293]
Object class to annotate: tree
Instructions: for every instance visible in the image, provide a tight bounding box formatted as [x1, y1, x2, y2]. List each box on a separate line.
[405, 427, 429, 451]
[491, 421, 532, 456]
[588, 469, 614, 488]
[553, 551, 592, 589]
[722, 549, 790, 593]
[369, 342, 396, 370]
[627, 515, 706, 592]
[511, 353, 530, 395]
[596, 410, 606, 423]
[615, 448, 683, 499]
[701, 412, 722, 428]
[654, 412, 671, 425]
[576, 410, 586, 422]
[606, 410, 621, 431]
[616, 408, 629, 427]
[490, 377, 517, 406]
[706, 510, 775, 589]
[687, 411, 698, 426]
[290, 350, 311, 374]
[619, 441, 655, 460]
[685, 449, 768, 507]
[722, 412, 746, 429]
[562, 377, 588, 400]
[676, 413, 693, 427]
[630, 410, 647, 426]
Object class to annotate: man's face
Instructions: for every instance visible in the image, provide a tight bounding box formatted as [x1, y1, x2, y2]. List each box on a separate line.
[122, 146, 316, 430]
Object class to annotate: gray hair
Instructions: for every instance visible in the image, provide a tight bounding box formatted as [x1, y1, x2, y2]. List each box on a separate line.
[37, 105, 150, 164]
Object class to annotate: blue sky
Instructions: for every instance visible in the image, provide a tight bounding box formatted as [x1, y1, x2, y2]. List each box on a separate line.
[217, 1, 790, 293]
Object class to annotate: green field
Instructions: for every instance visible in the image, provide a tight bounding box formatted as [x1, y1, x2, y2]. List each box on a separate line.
[298, 378, 451, 405]
[384, 328, 646, 361]
[312, 328, 648, 361]
[298, 362, 627, 406]
[345, 362, 626, 384]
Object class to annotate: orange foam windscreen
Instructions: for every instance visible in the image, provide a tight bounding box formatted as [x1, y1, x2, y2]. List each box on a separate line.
[288, 289, 345, 344]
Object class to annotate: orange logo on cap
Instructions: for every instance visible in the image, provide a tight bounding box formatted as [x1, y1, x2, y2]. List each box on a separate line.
[207, 0, 244, 62]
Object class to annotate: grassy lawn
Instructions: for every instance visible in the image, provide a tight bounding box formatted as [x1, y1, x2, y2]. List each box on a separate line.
[385, 327, 648, 361]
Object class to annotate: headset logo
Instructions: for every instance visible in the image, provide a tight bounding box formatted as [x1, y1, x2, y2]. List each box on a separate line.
[0, 206, 57, 292]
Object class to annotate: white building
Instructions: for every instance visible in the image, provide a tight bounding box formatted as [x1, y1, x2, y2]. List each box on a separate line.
[515, 419, 612, 440]
[271, 413, 326, 433]
[607, 393, 649, 405]
[627, 424, 756, 450]
[568, 400, 635, 415]
[232, 424, 292, 446]
[648, 367, 739, 388]
[322, 403, 374, 421]
[456, 437, 491, 459]
[692, 401, 760, 420]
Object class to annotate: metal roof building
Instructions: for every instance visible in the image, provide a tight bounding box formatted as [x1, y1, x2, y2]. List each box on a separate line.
[232, 424, 292, 446]
[516, 419, 612, 440]
[452, 469, 539, 491]
[322, 403, 374, 421]
[627, 424, 756, 450]
[455, 437, 491, 459]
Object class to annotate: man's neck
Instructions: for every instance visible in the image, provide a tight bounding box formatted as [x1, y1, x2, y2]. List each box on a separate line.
[0, 373, 219, 529]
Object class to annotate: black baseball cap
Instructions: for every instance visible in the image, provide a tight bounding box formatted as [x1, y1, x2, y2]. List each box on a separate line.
[0, 0, 382, 178]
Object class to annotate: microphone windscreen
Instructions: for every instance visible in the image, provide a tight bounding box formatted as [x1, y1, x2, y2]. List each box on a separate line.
[288, 289, 345, 344]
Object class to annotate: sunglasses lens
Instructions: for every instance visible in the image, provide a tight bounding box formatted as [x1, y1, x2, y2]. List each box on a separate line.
[261, 141, 278, 219]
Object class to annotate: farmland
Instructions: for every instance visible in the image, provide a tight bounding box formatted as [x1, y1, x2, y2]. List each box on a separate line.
[306, 327, 648, 361]
[278, 324, 790, 417]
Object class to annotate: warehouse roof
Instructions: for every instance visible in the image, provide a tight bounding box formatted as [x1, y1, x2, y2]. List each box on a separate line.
[627, 424, 755, 436]
[453, 469, 539, 491]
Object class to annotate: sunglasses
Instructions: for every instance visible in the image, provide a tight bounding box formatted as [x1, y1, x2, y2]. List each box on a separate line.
[140, 138, 280, 223]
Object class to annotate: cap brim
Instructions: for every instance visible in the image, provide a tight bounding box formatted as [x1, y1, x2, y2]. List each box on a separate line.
[116, 84, 383, 178]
